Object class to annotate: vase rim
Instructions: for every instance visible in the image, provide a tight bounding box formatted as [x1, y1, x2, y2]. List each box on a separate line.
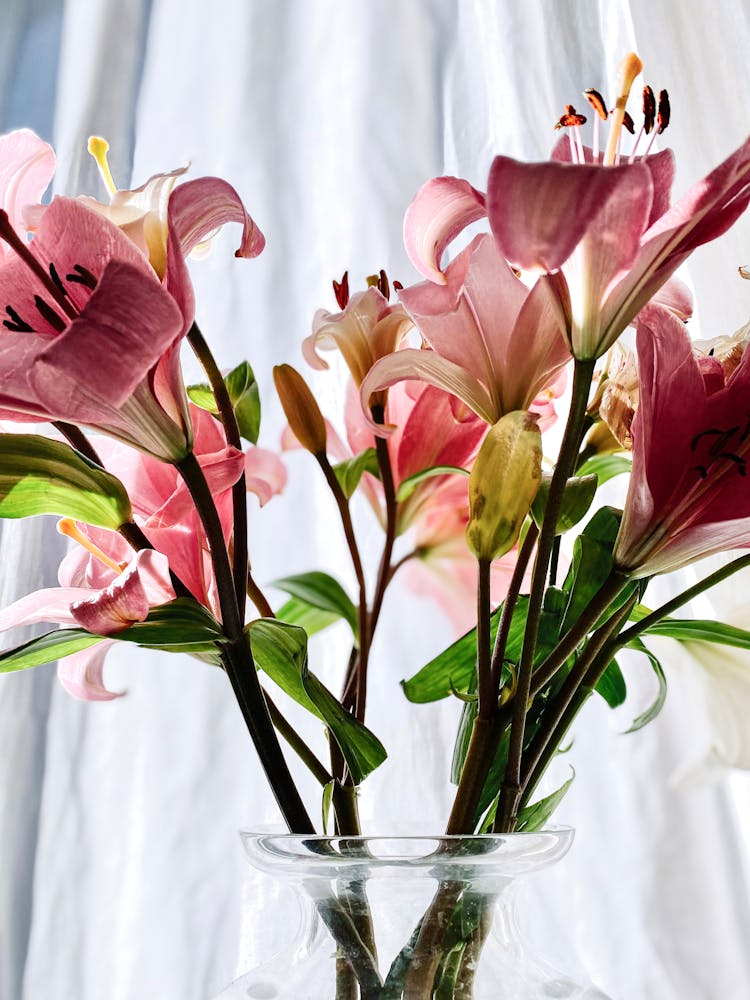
[239, 827, 575, 879]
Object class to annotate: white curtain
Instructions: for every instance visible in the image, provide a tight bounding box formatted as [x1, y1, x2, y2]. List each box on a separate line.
[1, 1, 750, 998]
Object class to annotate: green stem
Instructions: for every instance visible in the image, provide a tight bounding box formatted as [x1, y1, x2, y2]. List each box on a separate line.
[445, 716, 503, 835]
[489, 523, 539, 696]
[187, 322, 248, 620]
[530, 570, 630, 696]
[497, 358, 595, 833]
[368, 407, 399, 639]
[176, 450, 314, 833]
[518, 593, 637, 807]
[476, 558, 493, 721]
[265, 691, 333, 787]
[617, 552, 750, 647]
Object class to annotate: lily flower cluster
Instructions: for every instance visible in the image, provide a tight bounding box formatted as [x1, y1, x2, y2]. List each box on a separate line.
[3, 51, 750, 868]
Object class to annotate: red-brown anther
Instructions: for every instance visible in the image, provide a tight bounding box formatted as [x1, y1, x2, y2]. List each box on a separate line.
[642, 85, 656, 134]
[378, 268, 390, 300]
[332, 270, 349, 309]
[657, 89, 670, 134]
[622, 111, 635, 135]
[554, 104, 587, 130]
[584, 88, 608, 121]
[392, 279, 403, 292]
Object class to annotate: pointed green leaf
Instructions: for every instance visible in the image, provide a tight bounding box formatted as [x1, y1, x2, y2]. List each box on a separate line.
[640, 618, 750, 650]
[515, 769, 575, 831]
[561, 506, 622, 634]
[275, 597, 340, 637]
[577, 453, 632, 484]
[248, 619, 386, 783]
[271, 572, 358, 637]
[117, 599, 223, 652]
[395, 464, 469, 503]
[594, 658, 627, 708]
[623, 638, 667, 732]
[333, 448, 380, 500]
[0, 435, 132, 528]
[187, 361, 261, 444]
[531, 473, 598, 534]
[322, 779, 335, 834]
[0, 628, 104, 672]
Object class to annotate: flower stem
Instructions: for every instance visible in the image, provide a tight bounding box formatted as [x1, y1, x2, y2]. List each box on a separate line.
[497, 358, 595, 832]
[176, 449, 314, 833]
[617, 552, 750, 647]
[489, 523, 538, 696]
[368, 404, 398, 639]
[476, 558, 493, 721]
[264, 690, 333, 787]
[187, 321, 248, 621]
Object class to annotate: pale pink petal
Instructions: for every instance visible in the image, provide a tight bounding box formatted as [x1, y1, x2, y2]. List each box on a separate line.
[57, 640, 122, 701]
[487, 155, 652, 273]
[167, 176, 265, 259]
[361, 348, 497, 431]
[651, 276, 693, 320]
[0, 129, 55, 250]
[0, 587, 90, 632]
[403, 176, 486, 284]
[244, 446, 287, 506]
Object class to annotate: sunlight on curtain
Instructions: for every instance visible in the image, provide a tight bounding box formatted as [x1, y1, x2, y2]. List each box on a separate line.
[0, 2, 749, 998]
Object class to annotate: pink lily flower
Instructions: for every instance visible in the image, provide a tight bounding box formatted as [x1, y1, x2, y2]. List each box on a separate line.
[0, 196, 191, 459]
[613, 306, 750, 577]
[303, 285, 414, 404]
[402, 113, 750, 360]
[0, 547, 174, 701]
[360, 233, 571, 428]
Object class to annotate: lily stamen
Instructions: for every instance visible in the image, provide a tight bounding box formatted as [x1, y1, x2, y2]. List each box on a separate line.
[603, 52, 643, 166]
[87, 136, 117, 196]
[584, 88, 608, 162]
[57, 518, 126, 575]
[0, 210, 77, 320]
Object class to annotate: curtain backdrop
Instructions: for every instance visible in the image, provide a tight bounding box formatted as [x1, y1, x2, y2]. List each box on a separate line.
[1, 2, 750, 998]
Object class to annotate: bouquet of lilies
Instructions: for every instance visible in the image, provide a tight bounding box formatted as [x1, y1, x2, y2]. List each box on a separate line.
[3, 49, 750, 861]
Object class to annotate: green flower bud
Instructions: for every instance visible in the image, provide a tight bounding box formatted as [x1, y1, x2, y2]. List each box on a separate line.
[466, 411, 542, 562]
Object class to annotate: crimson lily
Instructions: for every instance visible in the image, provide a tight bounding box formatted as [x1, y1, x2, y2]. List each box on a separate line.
[613, 307, 750, 577]
[360, 233, 571, 429]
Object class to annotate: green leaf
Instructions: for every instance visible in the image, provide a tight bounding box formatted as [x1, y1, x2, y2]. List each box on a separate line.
[515, 769, 575, 832]
[0, 628, 104, 673]
[332, 448, 380, 500]
[531, 473, 598, 534]
[322, 779, 335, 834]
[396, 464, 469, 503]
[594, 658, 627, 708]
[561, 506, 621, 634]
[0, 434, 132, 528]
[271, 572, 358, 637]
[117, 600, 224, 652]
[578, 453, 632, 485]
[187, 361, 261, 444]
[623, 637, 667, 732]
[275, 597, 340, 637]
[640, 618, 750, 650]
[248, 619, 387, 783]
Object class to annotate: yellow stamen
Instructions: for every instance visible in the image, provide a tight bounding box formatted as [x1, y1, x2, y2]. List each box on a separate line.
[57, 518, 124, 575]
[87, 136, 117, 196]
[603, 52, 643, 166]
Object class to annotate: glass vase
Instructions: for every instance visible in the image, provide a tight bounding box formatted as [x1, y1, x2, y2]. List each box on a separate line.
[216, 829, 610, 1000]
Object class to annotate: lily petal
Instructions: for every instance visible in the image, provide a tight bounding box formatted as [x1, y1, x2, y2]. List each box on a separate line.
[488, 155, 652, 273]
[0, 129, 55, 252]
[403, 176, 486, 283]
[361, 348, 496, 432]
[167, 176, 265, 259]
[244, 446, 287, 506]
[57, 640, 121, 701]
[70, 550, 173, 635]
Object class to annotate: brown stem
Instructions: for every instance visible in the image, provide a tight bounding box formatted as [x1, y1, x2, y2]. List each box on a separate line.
[489, 523, 538, 696]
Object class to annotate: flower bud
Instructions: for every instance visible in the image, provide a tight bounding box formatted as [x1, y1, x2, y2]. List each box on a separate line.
[466, 411, 542, 562]
[273, 364, 327, 456]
